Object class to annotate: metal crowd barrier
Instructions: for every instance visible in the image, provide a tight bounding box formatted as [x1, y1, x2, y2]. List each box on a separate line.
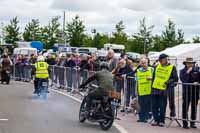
[166, 82, 200, 127]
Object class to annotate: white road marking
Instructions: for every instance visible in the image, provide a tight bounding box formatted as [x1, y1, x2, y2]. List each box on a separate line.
[0, 119, 8, 121]
[51, 89, 128, 133]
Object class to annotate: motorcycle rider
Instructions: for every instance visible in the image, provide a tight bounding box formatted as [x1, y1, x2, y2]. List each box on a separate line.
[32, 55, 49, 95]
[79, 62, 114, 114]
[0, 53, 12, 84]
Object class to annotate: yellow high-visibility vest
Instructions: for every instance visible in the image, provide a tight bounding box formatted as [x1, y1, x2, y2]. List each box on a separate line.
[35, 61, 49, 79]
[137, 67, 152, 96]
[152, 64, 173, 90]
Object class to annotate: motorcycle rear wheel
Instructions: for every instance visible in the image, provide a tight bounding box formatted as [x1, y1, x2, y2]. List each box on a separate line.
[99, 107, 114, 130]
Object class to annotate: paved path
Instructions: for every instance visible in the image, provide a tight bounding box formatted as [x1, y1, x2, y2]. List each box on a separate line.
[0, 82, 120, 133]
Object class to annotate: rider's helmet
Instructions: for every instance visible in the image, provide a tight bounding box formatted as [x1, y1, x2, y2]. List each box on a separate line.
[37, 55, 45, 62]
[100, 62, 109, 70]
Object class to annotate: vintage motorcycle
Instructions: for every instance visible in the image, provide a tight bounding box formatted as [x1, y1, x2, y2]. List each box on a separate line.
[79, 84, 121, 130]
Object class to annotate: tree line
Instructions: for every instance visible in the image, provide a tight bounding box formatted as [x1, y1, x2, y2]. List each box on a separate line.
[2, 15, 200, 54]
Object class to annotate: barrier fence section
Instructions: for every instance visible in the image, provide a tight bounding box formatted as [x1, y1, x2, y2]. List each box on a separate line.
[12, 64, 200, 127]
[170, 83, 200, 126]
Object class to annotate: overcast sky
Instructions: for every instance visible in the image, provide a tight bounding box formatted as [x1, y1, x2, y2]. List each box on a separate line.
[0, 0, 200, 40]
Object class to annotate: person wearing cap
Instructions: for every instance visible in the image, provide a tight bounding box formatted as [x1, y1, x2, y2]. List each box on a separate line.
[180, 57, 200, 129]
[151, 54, 178, 127]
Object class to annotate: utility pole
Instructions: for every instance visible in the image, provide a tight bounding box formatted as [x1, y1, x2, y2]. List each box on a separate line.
[0, 22, 4, 45]
[63, 11, 66, 45]
[63, 11, 65, 32]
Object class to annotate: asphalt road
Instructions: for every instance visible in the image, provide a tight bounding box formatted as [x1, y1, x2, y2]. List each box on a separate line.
[0, 81, 120, 133]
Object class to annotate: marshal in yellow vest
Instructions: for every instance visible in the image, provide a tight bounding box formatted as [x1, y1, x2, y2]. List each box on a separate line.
[137, 67, 152, 96]
[35, 61, 49, 79]
[152, 64, 173, 90]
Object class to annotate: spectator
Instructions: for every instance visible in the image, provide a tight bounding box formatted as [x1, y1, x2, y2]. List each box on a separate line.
[65, 54, 76, 91]
[72, 53, 81, 90]
[15, 55, 23, 81]
[57, 54, 66, 67]
[107, 49, 118, 72]
[65, 54, 76, 68]
[22, 55, 31, 82]
[151, 54, 178, 127]
[46, 53, 56, 65]
[180, 57, 200, 129]
[112, 59, 134, 111]
[80, 54, 90, 71]
[136, 57, 153, 123]
[80, 54, 90, 84]
[46, 53, 56, 86]
[29, 54, 37, 65]
[90, 53, 100, 71]
[73, 53, 81, 67]
[57, 54, 66, 89]
[0, 53, 12, 84]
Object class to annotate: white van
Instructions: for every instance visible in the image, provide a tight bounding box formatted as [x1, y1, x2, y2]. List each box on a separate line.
[104, 43, 125, 58]
[78, 47, 98, 55]
[13, 48, 37, 56]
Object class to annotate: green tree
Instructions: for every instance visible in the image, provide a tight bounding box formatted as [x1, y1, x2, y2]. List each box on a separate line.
[88, 29, 110, 49]
[23, 19, 40, 41]
[40, 16, 61, 49]
[152, 35, 164, 51]
[4, 17, 20, 44]
[192, 36, 200, 43]
[161, 19, 177, 48]
[111, 20, 127, 45]
[131, 17, 154, 54]
[65, 15, 86, 47]
[176, 29, 184, 44]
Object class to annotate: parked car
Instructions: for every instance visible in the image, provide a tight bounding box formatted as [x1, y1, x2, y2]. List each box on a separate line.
[78, 47, 98, 55]
[127, 52, 140, 60]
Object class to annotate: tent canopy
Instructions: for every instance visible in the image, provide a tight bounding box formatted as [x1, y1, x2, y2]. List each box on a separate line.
[149, 44, 200, 59]
[149, 43, 200, 70]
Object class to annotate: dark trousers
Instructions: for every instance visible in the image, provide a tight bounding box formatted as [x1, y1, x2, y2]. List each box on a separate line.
[168, 86, 176, 117]
[152, 95, 167, 123]
[37, 78, 49, 93]
[182, 85, 200, 126]
[66, 68, 73, 90]
[138, 95, 152, 121]
[58, 67, 65, 87]
[34, 78, 39, 93]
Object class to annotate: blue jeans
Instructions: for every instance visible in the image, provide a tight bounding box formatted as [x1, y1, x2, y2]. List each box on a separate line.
[138, 95, 152, 121]
[23, 66, 31, 81]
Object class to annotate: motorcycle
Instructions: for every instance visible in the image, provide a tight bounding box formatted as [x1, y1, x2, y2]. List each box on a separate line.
[1, 70, 11, 84]
[78, 84, 121, 130]
[36, 79, 48, 99]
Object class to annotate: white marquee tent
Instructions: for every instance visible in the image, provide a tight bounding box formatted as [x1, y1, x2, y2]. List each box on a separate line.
[149, 43, 200, 70]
